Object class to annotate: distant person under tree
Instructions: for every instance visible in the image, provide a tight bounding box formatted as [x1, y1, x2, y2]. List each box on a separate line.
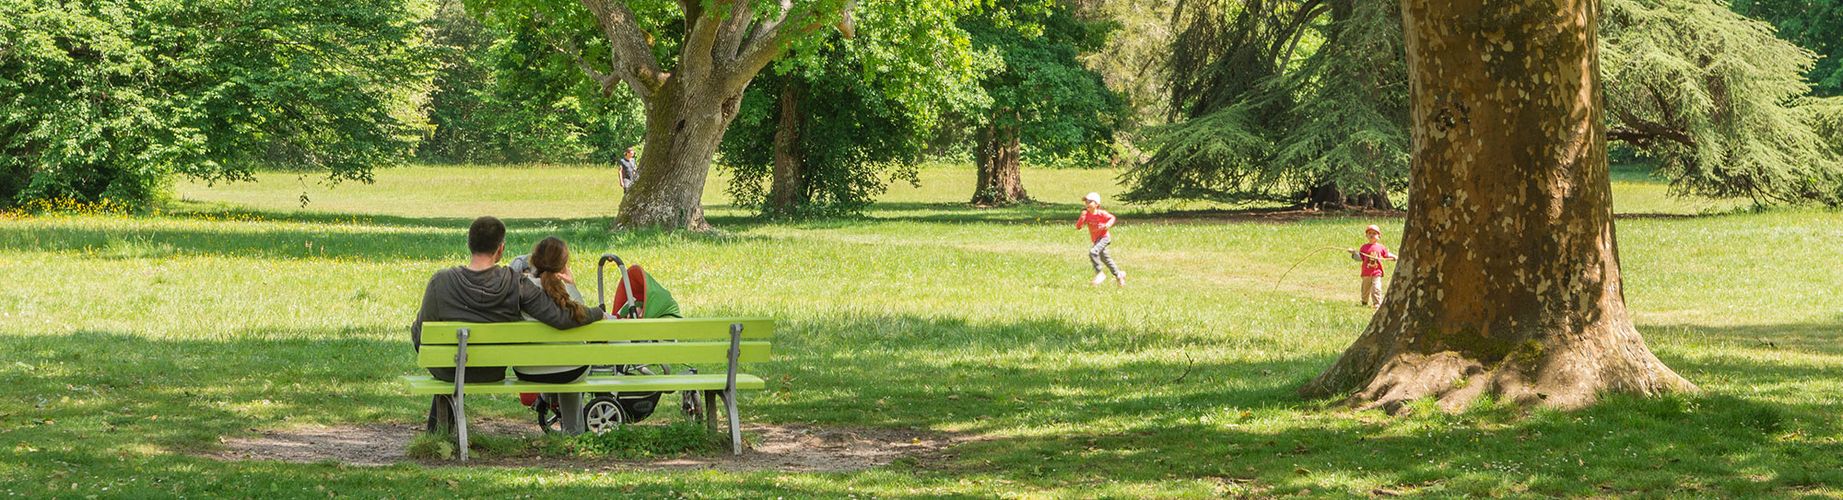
[617, 147, 639, 191]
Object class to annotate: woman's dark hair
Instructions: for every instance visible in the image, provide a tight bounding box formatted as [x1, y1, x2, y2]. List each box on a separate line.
[529, 236, 588, 323]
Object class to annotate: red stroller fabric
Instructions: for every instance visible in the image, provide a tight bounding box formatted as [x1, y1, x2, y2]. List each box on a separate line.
[611, 265, 648, 316]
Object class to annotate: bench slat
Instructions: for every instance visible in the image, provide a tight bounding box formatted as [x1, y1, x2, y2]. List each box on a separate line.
[417, 341, 772, 368]
[418, 318, 774, 345]
[401, 374, 767, 395]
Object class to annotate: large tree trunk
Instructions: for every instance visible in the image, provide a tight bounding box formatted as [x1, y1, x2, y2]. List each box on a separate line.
[972, 114, 1028, 206]
[616, 83, 743, 230]
[571, 0, 854, 230]
[1299, 0, 1694, 412]
[767, 81, 804, 216]
[1304, 182, 1394, 211]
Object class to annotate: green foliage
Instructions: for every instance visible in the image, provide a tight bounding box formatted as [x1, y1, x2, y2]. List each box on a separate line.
[1604, 0, 1843, 205]
[0, 0, 431, 211]
[963, 1, 1125, 168]
[405, 432, 457, 459]
[540, 422, 723, 458]
[419, 2, 645, 164]
[720, 1, 993, 217]
[420, 2, 501, 163]
[720, 60, 925, 217]
[7, 165, 1843, 496]
[1128, 0, 1843, 208]
[1732, 0, 1843, 96]
[1270, 0, 1407, 200]
[1075, 0, 1180, 126]
[1125, 0, 1406, 207]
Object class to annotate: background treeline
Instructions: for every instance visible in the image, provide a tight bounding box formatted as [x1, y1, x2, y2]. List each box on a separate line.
[1121, 0, 1843, 208]
[3, 0, 1840, 214]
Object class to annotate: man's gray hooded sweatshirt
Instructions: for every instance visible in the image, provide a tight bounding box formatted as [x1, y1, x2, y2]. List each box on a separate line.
[411, 265, 600, 382]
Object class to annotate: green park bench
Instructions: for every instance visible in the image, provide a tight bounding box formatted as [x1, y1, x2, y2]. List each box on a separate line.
[404, 317, 774, 461]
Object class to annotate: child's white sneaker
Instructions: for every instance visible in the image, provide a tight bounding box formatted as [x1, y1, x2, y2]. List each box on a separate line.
[1090, 273, 1108, 285]
[1115, 272, 1127, 287]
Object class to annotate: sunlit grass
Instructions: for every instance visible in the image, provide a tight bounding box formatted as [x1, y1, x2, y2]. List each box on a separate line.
[0, 163, 1837, 496]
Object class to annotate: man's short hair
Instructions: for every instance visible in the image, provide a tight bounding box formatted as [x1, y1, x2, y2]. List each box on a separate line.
[468, 216, 506, 255]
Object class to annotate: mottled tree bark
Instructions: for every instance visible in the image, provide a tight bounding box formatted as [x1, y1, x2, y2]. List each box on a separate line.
[767, 81, 804, 215]
[972, 112, 1028, 206]
[564, 0, 852, 230]
[619, 80, 743, 230]
[1300, 0, 1695, 412]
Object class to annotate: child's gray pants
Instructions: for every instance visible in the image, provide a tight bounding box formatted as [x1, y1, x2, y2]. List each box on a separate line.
[1089, 237, 1122, 276]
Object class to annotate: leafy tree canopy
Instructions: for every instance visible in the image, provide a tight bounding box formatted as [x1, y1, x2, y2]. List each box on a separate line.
[962, 0, 1125, 168]
[720, 0, 994, 216]
[0, 0, 432, 211]
[1124, 0, 1843, 209]
[1123, 0, 1406, 208]
[1733, 0, 1843, 96]
[419, 1, 644, 164]
[1604, 0, 1843, 205]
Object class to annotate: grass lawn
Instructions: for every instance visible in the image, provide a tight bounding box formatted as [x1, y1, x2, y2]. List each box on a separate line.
[0, 163, 1839, 497]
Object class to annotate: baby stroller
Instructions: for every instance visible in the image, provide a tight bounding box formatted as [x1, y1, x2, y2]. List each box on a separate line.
[517, 253, 704, 434]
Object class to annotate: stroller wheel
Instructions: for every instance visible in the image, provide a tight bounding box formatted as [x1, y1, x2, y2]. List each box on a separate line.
[534, 395, 561, 434]
[584, 396, 626, 434]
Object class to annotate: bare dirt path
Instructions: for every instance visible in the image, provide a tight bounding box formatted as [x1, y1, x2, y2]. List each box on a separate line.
[209, 419, 966, 472]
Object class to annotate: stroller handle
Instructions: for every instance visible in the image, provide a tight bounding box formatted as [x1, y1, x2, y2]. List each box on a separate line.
[599, 253, 624, 267]
[595, 253, 638, 316]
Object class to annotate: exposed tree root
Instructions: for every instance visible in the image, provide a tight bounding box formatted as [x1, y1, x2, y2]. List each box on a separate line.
[1303, 322, 1697, 414]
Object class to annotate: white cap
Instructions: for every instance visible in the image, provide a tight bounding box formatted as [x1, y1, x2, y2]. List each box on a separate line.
[1082, 192, 1102, 204]
[1365, 224, 1381, 235]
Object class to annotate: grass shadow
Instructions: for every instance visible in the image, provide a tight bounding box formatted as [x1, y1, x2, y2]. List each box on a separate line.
[1, 315, 1838, 496]
[0, 214, 767, 261]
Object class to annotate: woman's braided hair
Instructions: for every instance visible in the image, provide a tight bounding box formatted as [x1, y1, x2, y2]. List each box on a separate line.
[529, 236, 588, 323]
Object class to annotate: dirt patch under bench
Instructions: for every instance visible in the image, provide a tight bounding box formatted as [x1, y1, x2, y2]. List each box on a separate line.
[210, 420, 966, 472]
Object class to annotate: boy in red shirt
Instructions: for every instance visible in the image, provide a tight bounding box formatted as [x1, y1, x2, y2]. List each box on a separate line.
[1076, 192, 1126, 286]
[1349, 224, 1397, 308]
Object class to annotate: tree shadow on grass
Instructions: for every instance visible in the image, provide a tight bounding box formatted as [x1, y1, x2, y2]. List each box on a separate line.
[0, 215, 766, 261]
[752, 314, 1325, 432]
[933, 392, 1842, 496]
[1653, 320, 1843, 356]
[759, 314, 1843, 496]
[3, 316, 1839, 496]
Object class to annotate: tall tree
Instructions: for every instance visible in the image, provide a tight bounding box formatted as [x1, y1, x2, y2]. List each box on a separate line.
[1122, 0, 1411, 209]
[1075, 0, 1181, 127]
[962, 1, 1123, 206]
[719, 1, 992, 217]
[0, 0, 431, 211]
[420, 1, 646, 164]
[1127, 0, 1843, 209]
[1300, 0, 1696, 411]
[469, 0, 856, 229]
[1732, 0, 1843, 96]
[1603, 0, 1843, 205]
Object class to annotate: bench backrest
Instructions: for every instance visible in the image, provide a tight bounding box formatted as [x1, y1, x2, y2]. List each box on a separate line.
[417, 317, 773, 368]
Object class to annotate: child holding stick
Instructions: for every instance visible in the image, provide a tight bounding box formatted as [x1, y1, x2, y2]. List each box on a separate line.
[1349, 224, 1397, 308]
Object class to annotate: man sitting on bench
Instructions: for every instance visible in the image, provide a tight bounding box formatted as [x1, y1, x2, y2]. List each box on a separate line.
[410, 215, 601, 385]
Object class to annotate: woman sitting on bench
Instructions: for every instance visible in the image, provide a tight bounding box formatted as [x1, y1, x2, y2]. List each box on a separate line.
[512, 236, 601, 383]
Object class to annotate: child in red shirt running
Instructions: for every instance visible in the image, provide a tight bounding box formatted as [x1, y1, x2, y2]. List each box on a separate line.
[1349, 224, 1397, 308]
[1076, 192, 1126, 286]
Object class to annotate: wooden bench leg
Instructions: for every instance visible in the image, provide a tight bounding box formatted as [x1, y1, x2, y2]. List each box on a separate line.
[704, 391, 718, 433]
